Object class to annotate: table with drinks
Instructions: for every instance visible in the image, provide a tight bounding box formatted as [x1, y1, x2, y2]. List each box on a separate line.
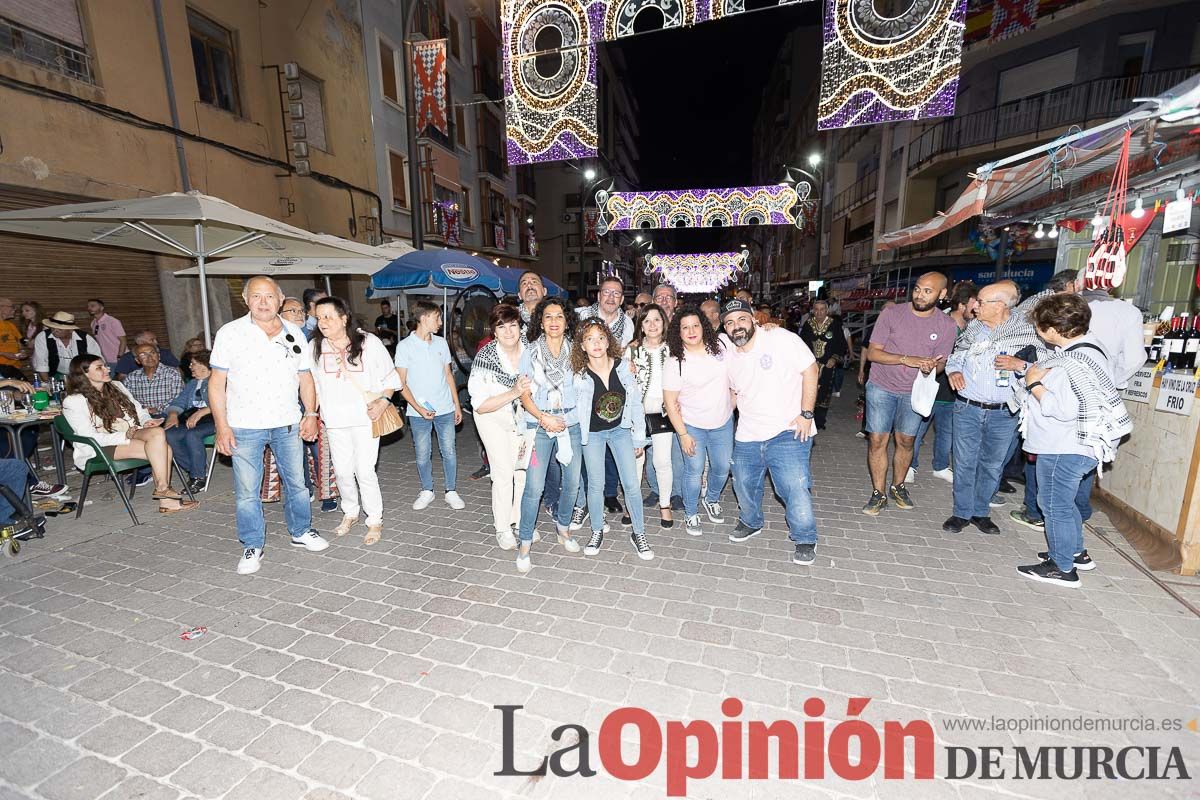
[0, 378, 68, 487]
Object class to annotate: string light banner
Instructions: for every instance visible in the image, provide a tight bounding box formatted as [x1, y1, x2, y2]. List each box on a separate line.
[648, 250, 750, 293]
[597, 185, 803, 234]
[818, 0, 967, 130]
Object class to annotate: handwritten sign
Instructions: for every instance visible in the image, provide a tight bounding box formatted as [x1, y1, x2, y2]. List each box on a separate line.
[1123, 366, 1156, 404]
[1155, 373, 1197, 417]
[1163, 198, 1193, 235]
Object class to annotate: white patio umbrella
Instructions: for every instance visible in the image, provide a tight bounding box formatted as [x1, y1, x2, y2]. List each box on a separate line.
[0, 190, 396, 345]
[173, 242, 415, 296]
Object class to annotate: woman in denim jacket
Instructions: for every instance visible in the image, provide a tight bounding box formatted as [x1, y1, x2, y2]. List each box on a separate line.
[571, 317, 651, 560]
[163, 350, 215, 493]
[515, 297, 584, 573]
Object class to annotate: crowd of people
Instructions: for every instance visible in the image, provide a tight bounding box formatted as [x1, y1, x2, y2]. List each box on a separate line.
[0, 264, 1142, 590]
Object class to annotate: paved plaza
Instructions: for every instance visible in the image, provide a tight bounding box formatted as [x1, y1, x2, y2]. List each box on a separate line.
[1, 396, 1199, 799]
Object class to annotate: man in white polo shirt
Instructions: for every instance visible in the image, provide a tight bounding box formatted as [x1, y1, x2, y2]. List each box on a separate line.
[721, 299, 821, 566]
[209, 276, 329, 575]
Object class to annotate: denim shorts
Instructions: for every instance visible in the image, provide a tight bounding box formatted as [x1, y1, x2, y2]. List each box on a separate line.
[865, 382, 925, 437]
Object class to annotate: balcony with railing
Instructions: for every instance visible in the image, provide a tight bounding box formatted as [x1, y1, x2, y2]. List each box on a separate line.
[0, 17, 93, 83]
[907, 66, 1197, 174]
[832, 169, 878, 219]
[516, 167, 536, 200]
[474, 63, 502, 102]
[477, 145, 506, 180]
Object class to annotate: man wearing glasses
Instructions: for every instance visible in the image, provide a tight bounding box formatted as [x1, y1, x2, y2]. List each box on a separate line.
[209, 276, 329, 575]
[652, 283, 678, 323]
[576, 276, 633, 348]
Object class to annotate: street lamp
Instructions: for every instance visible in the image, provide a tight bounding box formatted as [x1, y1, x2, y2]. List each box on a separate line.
[807, 152, 821, 169]
[584, 168, 597, 181]
[577, 164, 606, 301]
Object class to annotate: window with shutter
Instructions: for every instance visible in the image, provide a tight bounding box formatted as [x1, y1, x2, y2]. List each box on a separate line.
[0, 0, 85, 46]
[188, 9, 241, 115]
[379, 39, 400, 105]
[299, 71, 328, 152]
[389, 151, 408, 209]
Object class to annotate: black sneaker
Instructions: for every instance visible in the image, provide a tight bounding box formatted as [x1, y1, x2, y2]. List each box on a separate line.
[629, 530, 654, 560]
[1010, 509, 1045, 531]
[888, 484, 915, 510]
[187, 477, 207, 494]
[942, 515, 969, 533]
[1017, 559, 1081, 588]
[620, 511, 632, 525]
[1036, 549, 1095, 571]
[702, 500, 724, 524]
[792, 543, 816, 565]
[320, 499, 339, 513]
[685, 515, 702, 536]
[728, 521, 762, 543]
[470, 465, 490, 480]
[31, 481, 68, 498]
[604, 496, 622, 514]
[569, 506, 587, 531]
[971, 516, 1001, 535]
[583, 529, 604, 556]
[862, 491, 888, 516]
[998, 480, 1018, 494]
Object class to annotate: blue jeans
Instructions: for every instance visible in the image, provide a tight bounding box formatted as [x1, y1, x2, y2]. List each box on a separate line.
[1036, 454, 1099, 572]
[1024, 456, 1094, 524]
[865, 382, 924, 436]
[731, 431, 817, 544]
[166, 418, 216, 480]
[682, 416, 734, 517]
[911, 401, 953, 472]
[647, 435, 685, 500]
[410, 412, 458, 491]
[543, 457, 562, 513]
[576, 448, 619, 509]
[519, 425, 583, 542]
[0, 458, 32, 523]
[950, 401, 1019, 519]
[231, 426, 312, 550]
[583, 428, 645, 534]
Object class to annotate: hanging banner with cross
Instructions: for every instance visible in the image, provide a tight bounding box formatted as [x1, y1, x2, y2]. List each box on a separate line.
[411, 40, 449, 136]
[990, 0, 1038, 41]
[583, 210, 601, 244]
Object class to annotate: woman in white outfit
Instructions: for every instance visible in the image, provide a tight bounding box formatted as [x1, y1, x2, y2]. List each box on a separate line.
[310, 297, 401, 545]
[625, 303, 674, 528]
[469, 304, 532, 550]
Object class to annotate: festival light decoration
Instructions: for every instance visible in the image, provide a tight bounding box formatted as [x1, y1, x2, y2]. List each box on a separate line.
[817, 0, 967, 130]
[647, 251, 749, 293]
[597, 185, 805, 234]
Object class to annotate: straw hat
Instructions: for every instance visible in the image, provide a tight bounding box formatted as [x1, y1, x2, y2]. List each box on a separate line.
[42, 311, 80, 330]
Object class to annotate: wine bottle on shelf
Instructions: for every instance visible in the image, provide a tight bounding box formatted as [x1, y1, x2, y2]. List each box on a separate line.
[1184, 315, 1200, 370]
[1165, 316, 1185, 370]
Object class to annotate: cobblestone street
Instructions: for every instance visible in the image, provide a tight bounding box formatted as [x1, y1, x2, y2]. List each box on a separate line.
[1, 396, 1199, 799]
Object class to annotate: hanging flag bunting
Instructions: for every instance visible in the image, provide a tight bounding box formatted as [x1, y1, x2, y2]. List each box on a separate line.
[597, 185, 801, 234]
[436, 201, 461, 247]
[583, 210, 601, 244]
[1056, 218, 1089, 234]
[818, 0, 967, 130]
[494, 224, 507, 250]
[989, 0, 1037, 41]
[412, 40, 448, 136]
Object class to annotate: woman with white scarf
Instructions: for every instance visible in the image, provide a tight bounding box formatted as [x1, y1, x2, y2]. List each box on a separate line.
[469, 304, 531, 550]
[515, 297, 584, 572]
[310, 297, 401, 545]
[625, 303, 674, 528]
[1015, 294, 1132, 589]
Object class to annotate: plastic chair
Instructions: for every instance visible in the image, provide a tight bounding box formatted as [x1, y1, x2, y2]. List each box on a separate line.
[204, 433, 218, 491]
[52, 416, 194, 526]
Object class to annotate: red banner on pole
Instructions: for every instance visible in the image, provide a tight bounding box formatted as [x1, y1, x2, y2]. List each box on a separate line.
[412, 40, 448, 136]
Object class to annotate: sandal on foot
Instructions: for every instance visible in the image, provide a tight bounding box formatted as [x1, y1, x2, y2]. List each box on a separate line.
[364, 525, 382, 546]
[334, 514, 358, 536]
[158, 499, 198, 514]
[152, 487, 182, 500]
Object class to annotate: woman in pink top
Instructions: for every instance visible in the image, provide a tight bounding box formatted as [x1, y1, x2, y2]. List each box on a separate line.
[662, 306, 734, 536]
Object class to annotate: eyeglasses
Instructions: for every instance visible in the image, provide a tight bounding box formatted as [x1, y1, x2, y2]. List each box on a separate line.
[978, 299, 1008, 305]
[276, 333, 303, 357]
[599, 289, 623, 299]
[281, 308, 304, 316]
[635, 302, 647, 308]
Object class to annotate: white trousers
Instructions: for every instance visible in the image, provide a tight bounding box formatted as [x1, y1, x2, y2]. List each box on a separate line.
[474, 411, 527, 534]
[636, 430, 675, 507]
[326, 425, 383, 525]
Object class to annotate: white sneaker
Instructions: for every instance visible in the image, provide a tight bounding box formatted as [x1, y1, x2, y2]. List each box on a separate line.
[496, 529, 517, 551]
[932, 467, 954, 483]
[236, 548, 263, 575]
[833, 391, 841, 398]
[905, 467, 917, 484]
[444, 491, 465, 510]
[291, 530, 329, 552]
[412, 490, 435, 510]
[515, 549, 532, 573]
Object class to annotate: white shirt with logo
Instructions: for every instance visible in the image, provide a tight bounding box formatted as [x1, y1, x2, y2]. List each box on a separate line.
[210, 314, 313, 429]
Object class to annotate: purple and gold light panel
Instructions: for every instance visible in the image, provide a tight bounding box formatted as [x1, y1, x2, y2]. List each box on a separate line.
[817, 0, 966, 130]
[597, 185, 800, 234]
[648, 251, 749, 293]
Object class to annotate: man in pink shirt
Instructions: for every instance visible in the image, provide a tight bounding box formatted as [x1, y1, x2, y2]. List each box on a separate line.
[87, 299, 127, 365]
[720, 300, 821, 566]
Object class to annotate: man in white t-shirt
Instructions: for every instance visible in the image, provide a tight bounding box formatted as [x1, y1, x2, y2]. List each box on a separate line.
[209, 276, 329, 575]
[721, 299, 821, 565]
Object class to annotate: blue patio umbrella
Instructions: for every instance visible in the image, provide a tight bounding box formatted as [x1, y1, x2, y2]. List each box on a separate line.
[368, 247, 568, 298]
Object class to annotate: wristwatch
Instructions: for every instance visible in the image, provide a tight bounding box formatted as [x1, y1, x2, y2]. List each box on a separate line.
[799, 410, 815, 420]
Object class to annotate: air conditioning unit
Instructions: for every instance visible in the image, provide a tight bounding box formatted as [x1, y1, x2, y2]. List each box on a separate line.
[566, 254, 579, 264]
[292, 142, 309, 159]
[562, 212, 577, 224]
[294, 159, 312, 176]
[291, 122, 307, 141]
[283, 62, 300, 80]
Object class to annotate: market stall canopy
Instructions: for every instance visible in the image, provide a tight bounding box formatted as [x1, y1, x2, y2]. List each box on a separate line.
[0, 190, 395, 344]
[173, 241, 415, 277]
[367, 248, 567, 298]
[876, 73, 1200, 252]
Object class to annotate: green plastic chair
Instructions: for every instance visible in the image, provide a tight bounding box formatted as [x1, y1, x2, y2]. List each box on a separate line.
[52, 415, 194, 526]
